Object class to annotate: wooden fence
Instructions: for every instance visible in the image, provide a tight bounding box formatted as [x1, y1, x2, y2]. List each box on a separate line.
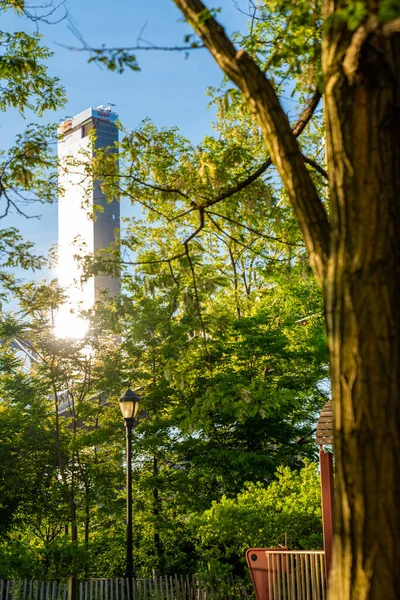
[264, 551, 326, 600]
[0, 576, 252, 600]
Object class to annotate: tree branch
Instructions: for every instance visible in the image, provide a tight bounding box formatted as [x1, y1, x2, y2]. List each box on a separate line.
[205, 209, 305, 247]
[125, 174, 189, 199]
[302, 155, 329, 180]
[207, 213, 284, 263]
[172, 0, 330, 284]
[172, 88, 322, 220]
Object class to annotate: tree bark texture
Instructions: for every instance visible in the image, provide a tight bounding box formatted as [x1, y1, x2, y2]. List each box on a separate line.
[322, 5, 400, 598]
[173, 0, 400, 597]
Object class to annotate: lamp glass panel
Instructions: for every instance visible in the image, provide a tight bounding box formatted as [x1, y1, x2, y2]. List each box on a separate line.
[119, 400, 139, 419]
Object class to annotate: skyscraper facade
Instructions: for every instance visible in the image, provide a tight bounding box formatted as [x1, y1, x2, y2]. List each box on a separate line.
[57, 106, 120, 338]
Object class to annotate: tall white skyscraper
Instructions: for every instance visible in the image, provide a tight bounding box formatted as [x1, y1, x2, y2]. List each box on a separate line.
[56, 106, 120, 338]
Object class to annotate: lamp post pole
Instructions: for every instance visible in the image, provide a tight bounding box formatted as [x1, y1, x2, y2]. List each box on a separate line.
[119, 389, 140, 594]
[124, 416, 135, 580]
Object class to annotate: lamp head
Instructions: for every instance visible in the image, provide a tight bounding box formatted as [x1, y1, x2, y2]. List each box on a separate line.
[119, 388, 140, 420]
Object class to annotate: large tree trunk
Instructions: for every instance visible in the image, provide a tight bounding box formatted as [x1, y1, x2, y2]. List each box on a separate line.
[323, 13, 400, 599]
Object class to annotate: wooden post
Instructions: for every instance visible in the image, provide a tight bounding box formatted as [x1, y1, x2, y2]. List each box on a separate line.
[319, 448, 334, 581]
[67, 578, 77, 600]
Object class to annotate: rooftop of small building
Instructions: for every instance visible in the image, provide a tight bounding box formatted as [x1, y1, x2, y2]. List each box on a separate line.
[58, 106, 119, 135]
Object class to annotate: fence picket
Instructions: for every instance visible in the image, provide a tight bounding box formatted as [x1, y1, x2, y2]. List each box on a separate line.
[157, 575, 161, 598]
[210, 580, 215, 600]
[167, 575, 171, 600]
[179, 577, 184, 600]
[199, 578, 204, 600]
[301, 554, 306, 600]
[136, 578, 141, 600]
[190, 577, 195, 600]
[164, 578, 169, 600]
[164, 576, 169, 600]
[314, 555, 320, 600]
[178, 577, 182, 600]
[142, 577, 147, 600]
[310, 555, 316, 600]
[152, 576, 158, 600]
[319, 554, 326, 600]
[290, 554, 296, 600]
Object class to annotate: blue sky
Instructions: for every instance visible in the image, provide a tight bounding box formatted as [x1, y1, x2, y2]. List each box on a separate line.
[3, 0, 248, 281]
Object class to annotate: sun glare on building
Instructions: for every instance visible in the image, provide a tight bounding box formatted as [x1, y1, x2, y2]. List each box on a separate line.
[54, 307, 89, 340]
[55, 106, 121, 339]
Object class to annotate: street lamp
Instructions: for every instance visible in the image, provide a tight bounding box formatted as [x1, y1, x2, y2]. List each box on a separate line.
[119, 388, 140, 581]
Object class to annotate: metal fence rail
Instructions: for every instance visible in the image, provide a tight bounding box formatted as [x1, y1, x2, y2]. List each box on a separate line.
[264, 551, 326, 600]
[0, 576, 252, 600]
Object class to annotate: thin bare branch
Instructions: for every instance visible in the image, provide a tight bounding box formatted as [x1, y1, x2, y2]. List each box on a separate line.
[205, 209, 305, 247]
[184, 244, 213, 374]
[125, 174, 189, 199]
[207, 213, 284, 262]
[63, 41, 205, 54]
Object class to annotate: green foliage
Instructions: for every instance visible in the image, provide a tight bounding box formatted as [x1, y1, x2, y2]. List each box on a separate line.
[0, 281, 129, 576]
[63, 74, 328, 578]
[0, 30, 65, 114]
[194, 462, 322, 577]
[335, 2, 368, 31]
[378, 0, 400, 21]
[197, 7, 222, 25]
[0, 228, 44, 302]
[0, 364, 57, 535]
[0, 0, 66, 298]
[88, 48, 140, 74]
[0, 0, 330, 580]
